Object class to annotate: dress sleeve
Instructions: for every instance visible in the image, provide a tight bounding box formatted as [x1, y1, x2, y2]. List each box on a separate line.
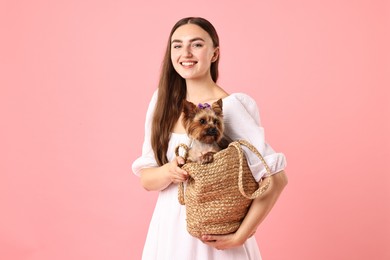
[131, 90, 159, 176]
[223, 93, 287, 182]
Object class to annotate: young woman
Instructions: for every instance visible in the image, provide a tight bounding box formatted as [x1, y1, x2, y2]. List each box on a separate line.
[132, 17, 288, 260]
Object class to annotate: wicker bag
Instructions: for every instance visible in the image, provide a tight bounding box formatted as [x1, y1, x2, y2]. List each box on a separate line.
[174, 140, 272, 239]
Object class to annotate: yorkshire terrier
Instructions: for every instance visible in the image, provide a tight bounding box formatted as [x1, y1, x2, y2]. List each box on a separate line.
[181, 99, 230, 164]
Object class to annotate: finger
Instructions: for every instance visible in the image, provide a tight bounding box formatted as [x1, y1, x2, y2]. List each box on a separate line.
[202, 235, 217, 242]
[177, 167, 188, 176]
[175, 172, 188, 182]
[177, 174, 187, 182]
[172, 177, 185, 184]
[173, 174, 184, 182]
[176, 156, 185, 166]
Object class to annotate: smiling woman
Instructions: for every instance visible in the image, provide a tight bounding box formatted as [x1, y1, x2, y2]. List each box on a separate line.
[170, 27, 219, 81]
[132, 17, 287, 260]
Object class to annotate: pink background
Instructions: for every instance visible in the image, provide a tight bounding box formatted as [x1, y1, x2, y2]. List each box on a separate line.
[1, 0, 389, 259]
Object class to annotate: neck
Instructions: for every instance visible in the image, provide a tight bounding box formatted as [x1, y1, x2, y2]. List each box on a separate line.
[185, 77, 219, 103]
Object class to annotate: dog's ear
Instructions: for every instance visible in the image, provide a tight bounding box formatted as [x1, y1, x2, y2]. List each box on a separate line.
[182, 100, 197, 118]
[211, 99, 223, 116]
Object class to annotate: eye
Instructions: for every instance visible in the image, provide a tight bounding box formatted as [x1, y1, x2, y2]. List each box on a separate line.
[193, 42, 203, 48]
[199, 118, 206, 124]
[213, 119, 219, 124]
[172, 45, 182, 49]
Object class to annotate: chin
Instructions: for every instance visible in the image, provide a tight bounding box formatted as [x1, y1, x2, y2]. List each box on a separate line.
[177, 71, 207, 80]
[199, 135, 219, 144]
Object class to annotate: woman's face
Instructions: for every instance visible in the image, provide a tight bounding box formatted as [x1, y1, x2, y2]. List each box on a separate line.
[170, 24, 219, 81]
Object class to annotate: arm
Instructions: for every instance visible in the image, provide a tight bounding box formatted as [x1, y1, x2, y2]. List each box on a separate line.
[139, 157, 188, 191]
[202, 170, 288, 250]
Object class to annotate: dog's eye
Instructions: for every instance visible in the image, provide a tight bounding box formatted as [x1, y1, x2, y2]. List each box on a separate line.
[199, 119, 206, 124]
[214, 119, 219, 124]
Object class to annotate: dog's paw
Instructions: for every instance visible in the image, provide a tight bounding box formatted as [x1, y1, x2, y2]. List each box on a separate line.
[200, 152, 215, 164]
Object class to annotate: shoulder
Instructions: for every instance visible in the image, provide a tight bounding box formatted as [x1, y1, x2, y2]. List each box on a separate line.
[143, 89, 159, 120]
[226, 92, 258, 107]
[146, 89, 159, 110]
[223, 93, 261, 124]
[151, 89, 159, 103]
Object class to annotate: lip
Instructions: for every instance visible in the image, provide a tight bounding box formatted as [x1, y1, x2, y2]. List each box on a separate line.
[180, 61, 198, 67]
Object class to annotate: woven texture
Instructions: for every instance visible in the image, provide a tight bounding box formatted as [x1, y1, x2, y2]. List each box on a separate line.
[175, 140, 272, 239]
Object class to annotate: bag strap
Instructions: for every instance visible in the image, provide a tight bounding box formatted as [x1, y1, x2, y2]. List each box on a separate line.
[175, 144, 189, 205]
[230, 140, 272, 199]
[175, 143, 189, 161]
[178, 183, 185, 205]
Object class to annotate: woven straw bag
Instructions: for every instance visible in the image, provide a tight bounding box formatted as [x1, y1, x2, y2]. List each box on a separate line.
[174, 139, 272, 239]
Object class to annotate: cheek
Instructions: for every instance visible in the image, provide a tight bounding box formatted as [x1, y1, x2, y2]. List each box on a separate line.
[171, 49, 182, 61]
[170, 53, 176, 63]
[199, 50, 215, 63]
[171, 54, 180, 70]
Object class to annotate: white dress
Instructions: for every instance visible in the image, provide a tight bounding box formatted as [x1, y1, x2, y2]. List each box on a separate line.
[132, 91, 287, 260]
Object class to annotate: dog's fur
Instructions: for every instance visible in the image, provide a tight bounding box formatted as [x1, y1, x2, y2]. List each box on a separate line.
[182, 99, 230, 164]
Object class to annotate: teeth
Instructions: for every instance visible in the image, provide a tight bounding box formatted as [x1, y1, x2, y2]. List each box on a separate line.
[181, 62, 195, 66]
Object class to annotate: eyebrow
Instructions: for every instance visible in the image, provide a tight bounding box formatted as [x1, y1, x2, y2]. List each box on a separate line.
[171, 37, 205, 44]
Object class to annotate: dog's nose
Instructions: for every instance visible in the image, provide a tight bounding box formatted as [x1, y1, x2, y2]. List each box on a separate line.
[207, 128, 217, 136]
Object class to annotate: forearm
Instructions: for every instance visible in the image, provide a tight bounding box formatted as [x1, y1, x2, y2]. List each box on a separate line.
[235, 170, 288, 243]
[140, 166, 171, 191]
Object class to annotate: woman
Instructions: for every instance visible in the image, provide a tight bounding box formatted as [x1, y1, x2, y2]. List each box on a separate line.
[132, 17, 288, 260]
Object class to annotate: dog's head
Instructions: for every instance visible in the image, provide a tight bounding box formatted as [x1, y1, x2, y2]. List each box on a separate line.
[182, 99, 224, 144]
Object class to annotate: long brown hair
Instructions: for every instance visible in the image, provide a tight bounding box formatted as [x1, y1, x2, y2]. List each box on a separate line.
[151, 17, 220, 166]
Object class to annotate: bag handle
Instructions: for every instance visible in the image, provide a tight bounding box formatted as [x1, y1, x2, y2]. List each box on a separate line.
[175, 143, 189, 162]
[175, 144, 189, 205]
[230, 140, 272, 199]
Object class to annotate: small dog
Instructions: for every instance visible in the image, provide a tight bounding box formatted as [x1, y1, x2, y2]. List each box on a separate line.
[182, 99, 230, 164]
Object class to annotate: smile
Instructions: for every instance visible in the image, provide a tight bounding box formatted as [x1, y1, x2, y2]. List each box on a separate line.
[180, 61, 197, 66]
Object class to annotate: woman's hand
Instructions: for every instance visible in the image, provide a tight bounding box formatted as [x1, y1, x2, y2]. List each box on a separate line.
[201, 171, 288, 250]
[201, 232, 250, 250]
[140, 156, 189, 191]
[164, 156, 188, 184]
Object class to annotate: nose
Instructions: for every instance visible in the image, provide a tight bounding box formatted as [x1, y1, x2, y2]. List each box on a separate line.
[207, 128, 217, 136]
[184, 45, 193, 57]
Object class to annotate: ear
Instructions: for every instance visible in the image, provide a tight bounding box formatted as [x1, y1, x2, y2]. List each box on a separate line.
[211, 47, 219, 63]
[182, 100, 197, 118]
[211, 99, 223, 116]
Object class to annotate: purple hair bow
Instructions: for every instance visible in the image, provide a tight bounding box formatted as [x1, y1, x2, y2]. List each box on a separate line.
[198, 103, 211, 109]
